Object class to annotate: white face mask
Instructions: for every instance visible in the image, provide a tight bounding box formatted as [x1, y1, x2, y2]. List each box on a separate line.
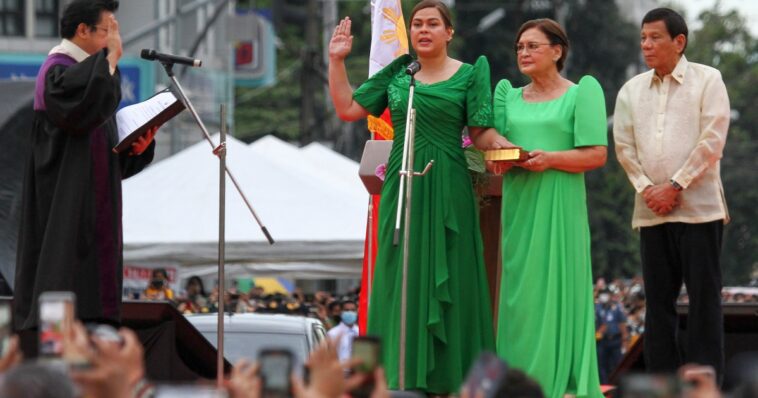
[599, 294, 610, 304]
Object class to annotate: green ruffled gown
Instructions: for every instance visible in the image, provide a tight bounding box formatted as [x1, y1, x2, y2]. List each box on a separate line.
[353, 54, 495, 393]
[493, 76, 607, 398]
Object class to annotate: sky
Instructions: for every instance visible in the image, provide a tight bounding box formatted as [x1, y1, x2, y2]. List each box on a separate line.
[678, 0, 758, 35]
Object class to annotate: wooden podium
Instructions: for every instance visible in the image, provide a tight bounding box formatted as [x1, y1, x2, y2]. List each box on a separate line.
[478, 175, 503, 320]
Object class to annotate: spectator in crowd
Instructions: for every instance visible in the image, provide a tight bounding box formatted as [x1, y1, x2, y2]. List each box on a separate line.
[493, 369, 546, 398]
[595, 288, 629, 384]
[177, 276, 210, 314]
[0, 362, 78, 398]
[325, 300, 342, 330]
[142, 268, 174, 301]
[327, 300, 359, 361]
[625, 290, 646, 342]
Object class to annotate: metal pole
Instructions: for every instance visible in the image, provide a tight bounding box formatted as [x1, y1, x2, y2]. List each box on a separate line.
[398, 106, 415, 391]
[393, 82, 415, 246]
[216, 104, 227, 387]
[394, 67, 434, 390]
[165, 68, 274, 244]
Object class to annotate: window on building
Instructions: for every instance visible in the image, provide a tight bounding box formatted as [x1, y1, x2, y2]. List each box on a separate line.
[0, 0, 25, 36]
[35, 0, 59, 37]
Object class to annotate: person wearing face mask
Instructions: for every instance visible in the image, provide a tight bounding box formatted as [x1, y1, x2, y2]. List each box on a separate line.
[326, 300, 342, 330]
[595, 289, 628, 384]
[327, 300, 359, 362]
[328, 0, 509, 393]
[142, 268, 175, 301]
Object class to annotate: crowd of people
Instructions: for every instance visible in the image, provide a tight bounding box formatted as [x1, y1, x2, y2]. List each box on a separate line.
[135, 269, 362, 332]
[0, 308, 755, 398]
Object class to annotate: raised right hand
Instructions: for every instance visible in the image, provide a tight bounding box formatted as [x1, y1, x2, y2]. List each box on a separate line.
[329, 17, 353, 61]
[105, 15, 123, 70]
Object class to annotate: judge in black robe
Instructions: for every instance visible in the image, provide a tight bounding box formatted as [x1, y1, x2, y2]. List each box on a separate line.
[14, 17, 155, 330]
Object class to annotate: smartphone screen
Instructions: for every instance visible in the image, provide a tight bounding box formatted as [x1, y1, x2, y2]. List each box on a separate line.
[259, 349, 293, 398]
[352, 337, 380, 373]
[38, 292, 75, 358]
[0, 302, 11, 355]
[349, 336, 381, 398]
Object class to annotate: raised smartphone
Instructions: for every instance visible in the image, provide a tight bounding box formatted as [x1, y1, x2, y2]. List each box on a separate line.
[349, 336, 381, 398]
[38, 291, 75, 359]
[0, 302, 11, 355]
[259, 348, 294, 398]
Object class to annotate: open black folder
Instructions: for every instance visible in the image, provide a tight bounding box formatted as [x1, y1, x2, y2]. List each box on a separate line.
[113, 89, 185, 153]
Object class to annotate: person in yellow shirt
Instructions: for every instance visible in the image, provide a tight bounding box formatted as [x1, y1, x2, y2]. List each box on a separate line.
[143, 268, 175, 301]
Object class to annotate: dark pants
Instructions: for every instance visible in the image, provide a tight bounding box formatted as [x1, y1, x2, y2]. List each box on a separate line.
[597, 338, 623, 384]
[640, 221, 724, 378]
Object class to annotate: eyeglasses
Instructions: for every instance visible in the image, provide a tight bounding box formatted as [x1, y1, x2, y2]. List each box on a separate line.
[514, 42, 553, 54]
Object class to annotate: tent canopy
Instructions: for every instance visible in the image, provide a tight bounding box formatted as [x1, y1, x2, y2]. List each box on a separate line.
[122, 134, 369, 278]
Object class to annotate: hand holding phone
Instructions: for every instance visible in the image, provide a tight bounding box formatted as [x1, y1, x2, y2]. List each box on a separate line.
[38, 291, 76, 360]
[259, 349, 294, 398]
[349, 336, 381, 398]
[0, 302, 11, 356]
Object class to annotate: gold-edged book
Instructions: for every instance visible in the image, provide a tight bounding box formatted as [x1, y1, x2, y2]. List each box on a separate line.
[484, 147, 529, 162]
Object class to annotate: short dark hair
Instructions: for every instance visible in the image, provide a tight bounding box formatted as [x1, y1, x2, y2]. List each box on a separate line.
[60, 0, 119, 39]
[152, 268, 168, 279]
[494, 368, 545, 398]
[642, 7, 688, 52]
[515, 19, 570, 72]
[341, 300, 357, 308]
[410, 0, 454, 29]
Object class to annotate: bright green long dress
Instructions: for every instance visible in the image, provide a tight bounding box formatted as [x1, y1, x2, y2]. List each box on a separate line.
[493, 76, 606, 398]
[353, 54, 495, 393]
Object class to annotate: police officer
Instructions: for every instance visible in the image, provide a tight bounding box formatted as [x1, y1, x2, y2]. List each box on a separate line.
[595, 288, 629, 383]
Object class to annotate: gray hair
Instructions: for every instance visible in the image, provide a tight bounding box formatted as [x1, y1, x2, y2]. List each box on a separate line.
[0, 362, 77, 398]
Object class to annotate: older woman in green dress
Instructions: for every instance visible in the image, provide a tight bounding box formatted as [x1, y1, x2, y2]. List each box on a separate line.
[490, 19, 607, 398]
[328, 0, 508, 393]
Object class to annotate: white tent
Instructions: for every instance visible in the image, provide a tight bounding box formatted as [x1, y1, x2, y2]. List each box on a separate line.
[122, 135, 369, 279]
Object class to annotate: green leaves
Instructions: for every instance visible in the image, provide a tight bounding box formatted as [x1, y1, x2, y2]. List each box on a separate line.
[464, 145, 486, 174]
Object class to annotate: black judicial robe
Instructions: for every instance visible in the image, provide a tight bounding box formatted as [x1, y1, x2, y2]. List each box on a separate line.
[13, 49, 155, 330]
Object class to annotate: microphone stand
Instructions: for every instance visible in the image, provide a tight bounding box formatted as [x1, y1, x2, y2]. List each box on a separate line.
[394, 65, 434, 390]
[216, 105, 227, 388]
[157, 61, 274, 244]
[155, 62, 274, 387]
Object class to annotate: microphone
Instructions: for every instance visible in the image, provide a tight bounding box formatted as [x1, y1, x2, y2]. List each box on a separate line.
[405, 60, 421, 76]
[140, 49, 202, 68]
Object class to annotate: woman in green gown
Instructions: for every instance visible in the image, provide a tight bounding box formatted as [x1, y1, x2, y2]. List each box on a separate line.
[491, 19, 607, 398]
[327, 1, 508, 393]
